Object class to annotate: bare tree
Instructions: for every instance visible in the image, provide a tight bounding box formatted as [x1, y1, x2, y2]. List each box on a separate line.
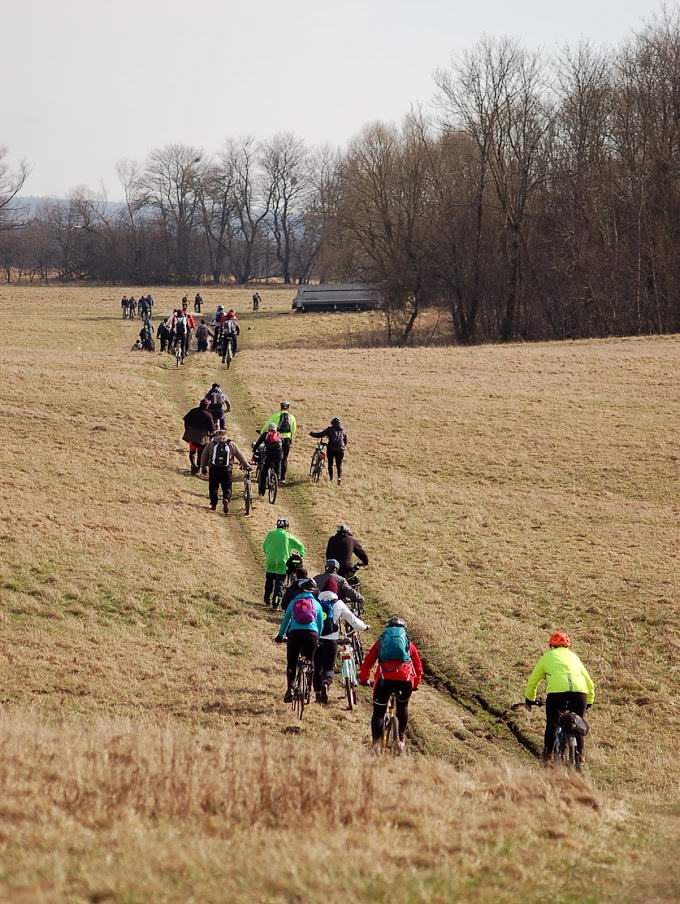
[0, 146, 29, 232]
[227, 137, 274, 284]
[261, 133, 311, 283]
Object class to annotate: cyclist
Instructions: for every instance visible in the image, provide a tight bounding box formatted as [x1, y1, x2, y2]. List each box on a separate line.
[194, 292, 203, 313]
[524, 631, 595, 766]
[200, 428, 250, 514]
[261, 401, 297, 484]
[182, 399, 215, 475]
[221, 310, 240, 357]
[195, 319, 212, 352]
[129, 296, 137, 318]
[184, 310, 196, 355]
[211, 305, 225, 352]
[262, 518, 306, 609]
[252, 424, 283, 496]
[326, 523, 368, 578]
[309, 417, 348, 484]
[121, 295, 129, 318]
[281, 567, 313, 611]
[252, 291, 261, 311]
[138, 296, 149, 320]
[275, 580, 323, 703]
[359, 616, 423, 753]
[313, 558, 364, 610]
[315, 589, 369, 705]
[156, 317, 172, 353]
[138, 320, 154, 351]
[205, 383, 230, 430]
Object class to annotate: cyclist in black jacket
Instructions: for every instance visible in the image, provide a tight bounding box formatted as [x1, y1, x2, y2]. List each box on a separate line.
[325, 524, 369, 578]
[309, 417, 348, 483]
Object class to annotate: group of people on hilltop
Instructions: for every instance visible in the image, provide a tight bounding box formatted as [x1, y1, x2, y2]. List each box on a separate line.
[121, 293, 155, 321]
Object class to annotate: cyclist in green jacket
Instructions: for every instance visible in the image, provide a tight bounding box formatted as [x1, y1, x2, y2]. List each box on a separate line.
[261, 401, 297, 484]
[262, 518, 306, 608]
[525, 630, 595, 765]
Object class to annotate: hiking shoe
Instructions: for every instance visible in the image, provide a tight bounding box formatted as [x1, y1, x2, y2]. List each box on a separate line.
[283, 690, 293, 703]
[337, 478, 342, 485]
[223, 501, 229, 514]
[320, 684, 329, 705]
[370, 741, 382, 756]
[210, 504, 217, 511]
[280, 479, 286, 485]
[396, 739, 406, 754]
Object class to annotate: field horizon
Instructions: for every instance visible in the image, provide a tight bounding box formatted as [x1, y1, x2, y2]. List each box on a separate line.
[0, 285, 678, 903]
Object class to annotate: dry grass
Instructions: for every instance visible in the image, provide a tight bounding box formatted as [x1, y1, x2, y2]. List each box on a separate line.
[0, 284, 678, 901]
[0, 710, 629, 904]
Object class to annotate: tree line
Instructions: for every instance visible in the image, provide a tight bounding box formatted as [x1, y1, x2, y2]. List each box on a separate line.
[2, 12, 680, 344]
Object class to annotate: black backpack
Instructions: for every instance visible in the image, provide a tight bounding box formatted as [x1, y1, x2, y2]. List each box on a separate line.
[212, 441, 231, 468]
[328, 426, 345, 450]
[208, 390, 223, 410]
[175, 318, 187, 336]
[279, 412, 292, 434]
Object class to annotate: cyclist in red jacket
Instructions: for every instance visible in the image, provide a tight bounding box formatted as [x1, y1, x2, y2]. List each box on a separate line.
[359, 616, 423, 753]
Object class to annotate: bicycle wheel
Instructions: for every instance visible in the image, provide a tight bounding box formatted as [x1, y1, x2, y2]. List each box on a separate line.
[383, 714, 399, 754]
[175, 347, 181, 367]
[296, 667, 307, 720]
[244, 481, 252, 515]
[351, 633, 364, 668]
[309, 449, 320, 479]
[268, 470, 278, 504]
[225, 342, 233, 369]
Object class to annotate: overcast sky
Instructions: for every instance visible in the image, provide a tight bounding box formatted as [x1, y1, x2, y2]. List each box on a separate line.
[2, 0, 666, 198]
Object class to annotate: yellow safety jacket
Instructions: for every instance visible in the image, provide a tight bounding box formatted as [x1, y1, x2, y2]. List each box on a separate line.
[525, 647, 595, 704]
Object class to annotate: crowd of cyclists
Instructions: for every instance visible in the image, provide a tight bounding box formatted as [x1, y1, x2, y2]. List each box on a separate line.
[169, 296, 597, 762]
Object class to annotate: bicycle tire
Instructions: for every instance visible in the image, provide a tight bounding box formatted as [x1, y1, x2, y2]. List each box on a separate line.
[244, 481, 252, 515]
[309, 450, 319, 478]
[384, 714, 399, 753]
[297, 667, 307, 720]
[268, 470, 278, 504]
[351, 633, 364, 668]
[225, 344, 233, 369]
[344, 676, 354, 711]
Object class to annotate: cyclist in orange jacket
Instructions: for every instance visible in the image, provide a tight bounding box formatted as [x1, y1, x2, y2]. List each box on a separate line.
[359, 615, 423, 753]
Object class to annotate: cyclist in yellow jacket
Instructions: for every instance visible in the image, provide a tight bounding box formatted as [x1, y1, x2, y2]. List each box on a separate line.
[261, 401, 297, 484]
[525, 630, 595, 764]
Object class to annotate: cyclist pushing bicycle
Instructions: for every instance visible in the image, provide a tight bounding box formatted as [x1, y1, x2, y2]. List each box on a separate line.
[262, 518, 306, 609]
[524, 630, 595, 767]
[359, 616, 423, 754]
[275, 582, 324, 703]
[252, 425, 283, 497]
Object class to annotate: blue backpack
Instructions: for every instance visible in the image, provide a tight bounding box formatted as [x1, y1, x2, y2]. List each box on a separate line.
[319, 596, 338, 637]
[378, 626, 411, 662]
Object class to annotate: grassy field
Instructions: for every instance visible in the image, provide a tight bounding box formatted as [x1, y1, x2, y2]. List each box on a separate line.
[0, 284, 678, 902]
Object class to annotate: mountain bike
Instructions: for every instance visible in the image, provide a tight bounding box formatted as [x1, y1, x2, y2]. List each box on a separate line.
[382, 693, 401, 754]
[243, 468, 253, 515]
[346, 563, 365, 599]
[291, 654, 314, 720]
[175, 339, 185, 367]
[524, 698, 587, 769]
[338, 637, 358, 710]
[309, 441, 327, 482]
[222, 336, 234, 368]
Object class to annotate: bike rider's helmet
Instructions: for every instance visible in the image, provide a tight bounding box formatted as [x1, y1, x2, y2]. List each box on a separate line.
[387, 615, 407, 629]
[281, 400, 290, 410]
[298, 578, 318, 594]
[331, 417, 341, 427]
[548, 630, 571, 648]
[325, 558, 340, 573]
[227, 309, 235, 319]
[336, 523, 352, 536]
[216, 304, 224, 312]
[276, 518, 289, 529]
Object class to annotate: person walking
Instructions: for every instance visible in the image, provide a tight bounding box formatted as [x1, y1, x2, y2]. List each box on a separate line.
[261, 401, 297, 484]
[309, 417, 348, 484]
[262, 518, 305, 608]
[182, 399, 215, 475]
[194, 292, 203, 313]
[205, 383, 230, 430]
[200, 429, 250, 514]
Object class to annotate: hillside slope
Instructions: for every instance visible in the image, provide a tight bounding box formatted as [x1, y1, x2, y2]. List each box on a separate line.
[0, 285, 677, 903]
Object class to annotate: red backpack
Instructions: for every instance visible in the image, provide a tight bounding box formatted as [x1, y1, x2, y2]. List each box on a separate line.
[291, 595, 316, 625]
[266, 429, 281, 445]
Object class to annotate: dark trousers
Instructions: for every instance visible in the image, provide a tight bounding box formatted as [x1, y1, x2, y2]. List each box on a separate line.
[189, 444, 205, 474]
[208, 466, 233, 507]
[313, 639, 337, 691]
[258, 450, 282, 495]
[194, 302, 201, 313]
[545, 692, 588, 759]
[281, 438, 292, 480]
[371, 679, 413, 742]
[197, 338, 208, 352]
[264, 572, 285, 605]
[286, 630, 319, 689]
[328, 449, 344, 480]
[211, 410, 225, 429]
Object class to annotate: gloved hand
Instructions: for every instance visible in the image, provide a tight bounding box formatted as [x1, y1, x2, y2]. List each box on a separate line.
[274, 636, 283, 644]
[525, 698, 534, 711]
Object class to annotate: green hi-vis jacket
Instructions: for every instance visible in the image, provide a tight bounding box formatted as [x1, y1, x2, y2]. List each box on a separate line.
[261, 411, 297, 439]
[262, 528, 305, 575]
[525, 647, 595, 704]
